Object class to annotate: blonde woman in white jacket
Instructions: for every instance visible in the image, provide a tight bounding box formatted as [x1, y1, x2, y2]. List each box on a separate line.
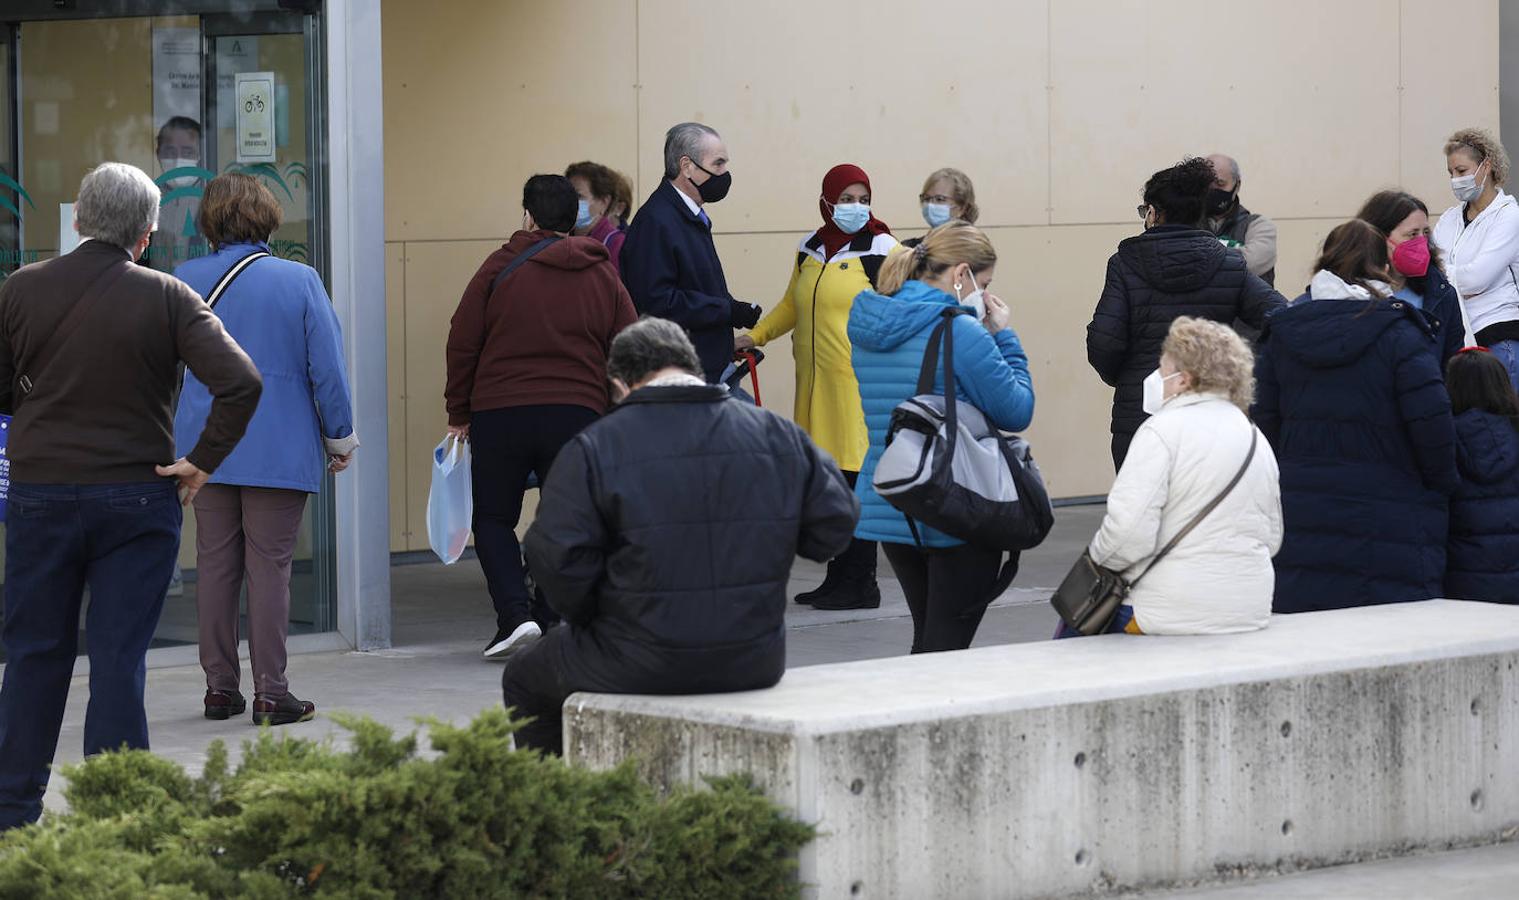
[1072, 317, 1283, 636]
[1432, 127, 1519, 387]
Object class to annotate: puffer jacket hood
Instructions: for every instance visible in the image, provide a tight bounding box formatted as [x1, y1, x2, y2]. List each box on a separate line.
[1455, 409, 1519, 485]
[501, 229, 611, 272]
[849, 280, 970, 352]
[1268, 296, 1432, 369]
[1116, 225, 1227, 293]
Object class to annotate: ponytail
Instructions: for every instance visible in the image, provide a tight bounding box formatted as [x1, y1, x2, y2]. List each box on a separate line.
[878, 220, 997, 296]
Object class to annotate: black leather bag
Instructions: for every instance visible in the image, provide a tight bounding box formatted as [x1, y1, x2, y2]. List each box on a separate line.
[1051, 427, 1258, 636]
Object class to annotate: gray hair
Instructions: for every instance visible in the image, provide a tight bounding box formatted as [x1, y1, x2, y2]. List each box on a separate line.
[75, 162, 161, 249]
[1212, 153, 1242, 184]
[663, 122, 720, 180]
[608, 317, 702, 385]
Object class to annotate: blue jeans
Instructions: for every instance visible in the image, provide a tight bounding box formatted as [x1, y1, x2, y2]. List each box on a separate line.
[0, 481, 181, 830]
[1487, 339, 1519, 393]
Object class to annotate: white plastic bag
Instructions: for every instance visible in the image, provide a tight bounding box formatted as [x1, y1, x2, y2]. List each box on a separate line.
[426, 435, 473, 564]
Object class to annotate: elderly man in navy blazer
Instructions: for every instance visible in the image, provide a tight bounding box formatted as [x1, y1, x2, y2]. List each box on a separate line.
[619, 122, 763, 382]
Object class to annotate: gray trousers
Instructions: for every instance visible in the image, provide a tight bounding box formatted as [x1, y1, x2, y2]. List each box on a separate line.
[192, 484, 309, 698]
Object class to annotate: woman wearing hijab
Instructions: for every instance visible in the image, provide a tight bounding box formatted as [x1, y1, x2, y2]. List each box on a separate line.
[735, 163, 899, 610]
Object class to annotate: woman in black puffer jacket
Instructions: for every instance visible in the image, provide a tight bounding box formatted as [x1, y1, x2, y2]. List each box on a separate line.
[1087, 157, 1287, 469]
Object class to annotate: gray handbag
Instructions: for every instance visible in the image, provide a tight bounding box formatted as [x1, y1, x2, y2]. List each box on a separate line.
[1051, 427, 1258, 635]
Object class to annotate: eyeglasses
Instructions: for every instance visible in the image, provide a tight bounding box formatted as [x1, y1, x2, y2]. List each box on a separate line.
[919, 194, 953, 205]
[1136, 204, 1149, 220]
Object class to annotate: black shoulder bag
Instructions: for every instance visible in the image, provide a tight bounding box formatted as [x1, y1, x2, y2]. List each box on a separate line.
[487, 237, 561, 301]
[1050, 427, 1259, 636]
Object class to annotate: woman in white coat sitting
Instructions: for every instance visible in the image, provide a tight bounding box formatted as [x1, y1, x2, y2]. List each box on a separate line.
[1064, 317, 1283, 636]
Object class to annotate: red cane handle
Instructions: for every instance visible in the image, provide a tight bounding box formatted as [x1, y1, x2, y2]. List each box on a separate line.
[742, 351, 762, 406]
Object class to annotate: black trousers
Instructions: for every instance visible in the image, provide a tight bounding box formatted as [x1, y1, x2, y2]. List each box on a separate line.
[883, 541, 1011, 653]
[500, 627, 574, 756]
[471, 404, 599, 631]
[1111, 432, 1135, 472]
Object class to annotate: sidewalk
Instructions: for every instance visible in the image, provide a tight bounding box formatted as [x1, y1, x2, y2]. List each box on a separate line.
[17, 503, 1519, 896]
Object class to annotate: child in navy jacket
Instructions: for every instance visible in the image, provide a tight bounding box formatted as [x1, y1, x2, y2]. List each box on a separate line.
[1446, 347, 1519, 603]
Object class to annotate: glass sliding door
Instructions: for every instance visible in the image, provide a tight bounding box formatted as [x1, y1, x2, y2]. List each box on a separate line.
[0, 3, 335, 656]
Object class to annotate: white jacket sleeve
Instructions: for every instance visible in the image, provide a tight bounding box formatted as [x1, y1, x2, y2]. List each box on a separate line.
[1089, 423, 1174, 573]
[1449, 205, 1519, 299]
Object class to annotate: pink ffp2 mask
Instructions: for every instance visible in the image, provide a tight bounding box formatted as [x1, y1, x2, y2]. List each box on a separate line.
[1392, 235, 1431, 278]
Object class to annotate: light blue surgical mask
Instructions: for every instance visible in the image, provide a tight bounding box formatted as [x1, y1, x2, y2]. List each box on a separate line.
[922, 203, 952, 228]
[832, 202, 870, 234]
[576, 199, 593, 230]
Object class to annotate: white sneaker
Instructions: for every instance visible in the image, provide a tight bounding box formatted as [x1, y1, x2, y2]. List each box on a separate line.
[483, 621, 542, 659]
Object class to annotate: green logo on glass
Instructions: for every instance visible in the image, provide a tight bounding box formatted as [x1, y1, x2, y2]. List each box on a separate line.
[0, 172, 35, 219]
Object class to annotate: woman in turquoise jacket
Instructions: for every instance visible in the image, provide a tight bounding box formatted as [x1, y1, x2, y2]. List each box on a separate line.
[850, 221, 1035, 653]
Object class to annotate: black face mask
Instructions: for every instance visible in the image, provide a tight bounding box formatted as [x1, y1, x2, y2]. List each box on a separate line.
[1207, 186, 1237, 217]
[687, 159, 732, 204]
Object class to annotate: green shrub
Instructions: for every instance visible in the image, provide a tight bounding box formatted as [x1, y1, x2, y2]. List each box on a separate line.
[0, 710, 812, 899]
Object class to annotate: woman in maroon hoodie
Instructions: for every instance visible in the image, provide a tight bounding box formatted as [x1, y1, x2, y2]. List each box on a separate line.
[445, 174, 637, 660]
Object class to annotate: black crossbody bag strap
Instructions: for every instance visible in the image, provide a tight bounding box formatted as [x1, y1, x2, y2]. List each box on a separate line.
[1129, 427, 1259, 589]
[206, 250, 270, 310]
[15, 259, 132, 402]
[487, 237, 561, 301]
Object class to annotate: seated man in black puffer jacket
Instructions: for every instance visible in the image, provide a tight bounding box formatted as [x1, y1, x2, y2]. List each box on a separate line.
[502, 317, 859, 755]
[1087, 156, 1287, 470]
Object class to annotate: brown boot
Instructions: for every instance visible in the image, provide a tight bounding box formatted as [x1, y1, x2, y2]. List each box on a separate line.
[203, 689, 246, 720]
[252, 693, 316, 726]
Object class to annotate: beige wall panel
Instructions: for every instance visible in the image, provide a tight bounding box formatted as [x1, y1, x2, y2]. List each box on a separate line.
[1272, 217, 1339, 297]
[386, 242, 409, 552]
[635, 0, 1049, 232]
[992, 224, 1135, 498]
[402, 239, 498, 551]
[1399, 0, 1501, 208]
[1050, 0, 1400, 224]
[380, 0, 638, 243]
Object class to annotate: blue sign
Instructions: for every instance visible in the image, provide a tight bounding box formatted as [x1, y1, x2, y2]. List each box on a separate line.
[0, 414, 9, 522]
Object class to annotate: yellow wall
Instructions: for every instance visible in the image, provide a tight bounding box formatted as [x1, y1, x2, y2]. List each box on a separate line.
[380, 0, 1501, 552]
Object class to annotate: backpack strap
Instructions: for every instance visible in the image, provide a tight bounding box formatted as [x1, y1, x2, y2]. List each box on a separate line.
[205, 250, 270, 310]
[488, 237, 561, 298]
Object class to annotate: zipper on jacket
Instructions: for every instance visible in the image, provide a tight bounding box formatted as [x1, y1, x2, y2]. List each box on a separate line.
[807, 253, 826, 418]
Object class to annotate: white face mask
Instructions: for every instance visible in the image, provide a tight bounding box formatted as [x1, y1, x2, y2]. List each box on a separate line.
[159, 157, 200, 190]
[1452, 165, 1487, 204]
[1142, 368, 1183, 415]
[960, 269, 987, 322]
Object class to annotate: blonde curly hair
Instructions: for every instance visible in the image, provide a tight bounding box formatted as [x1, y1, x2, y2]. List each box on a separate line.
[1161, 317, 1256, 413]
[1445, 127, 1509, 185]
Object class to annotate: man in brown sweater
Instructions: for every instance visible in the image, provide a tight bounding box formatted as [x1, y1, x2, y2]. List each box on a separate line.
[445, 174, 636, 660]
[0, 162, 261, 831]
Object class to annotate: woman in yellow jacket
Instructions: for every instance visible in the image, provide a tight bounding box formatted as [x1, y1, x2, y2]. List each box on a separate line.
[737, 163, 899, 610]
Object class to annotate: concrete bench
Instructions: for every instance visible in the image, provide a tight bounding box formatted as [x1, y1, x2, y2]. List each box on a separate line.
[565, 600, 1519, 899]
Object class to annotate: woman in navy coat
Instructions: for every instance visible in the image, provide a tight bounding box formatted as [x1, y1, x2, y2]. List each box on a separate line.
[1254, 220, 1458, 613]
[1444, 347, 1519, 603]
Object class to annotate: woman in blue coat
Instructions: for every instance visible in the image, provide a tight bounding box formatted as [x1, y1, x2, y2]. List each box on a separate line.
[175, 175, 358, 726]
[1444, 347, 1519, 602]
[1358, 190, 1465, 366]
[851, 221, 1035, 653]
[1254, 220, 1458, 613]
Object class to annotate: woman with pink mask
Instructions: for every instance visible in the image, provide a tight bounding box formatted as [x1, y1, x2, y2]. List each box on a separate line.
[1358, 190, 1465, 368]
